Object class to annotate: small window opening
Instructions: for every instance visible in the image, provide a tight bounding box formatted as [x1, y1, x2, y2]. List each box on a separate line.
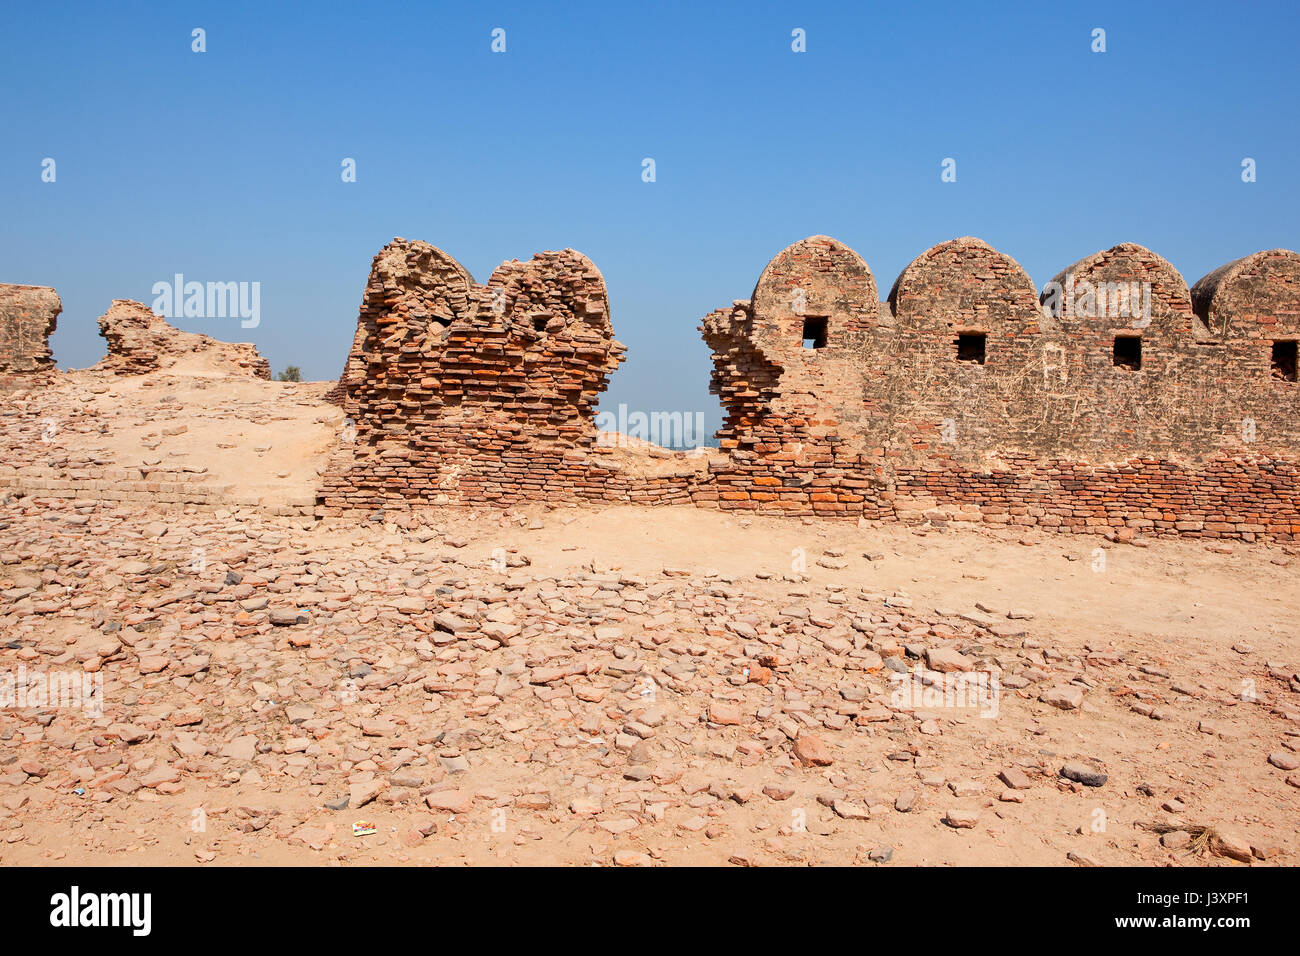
[802, 316, 827, 350]
[1271, 340, 1298, 382]
[1113, 335, 1141, 370]
[532, 316, 548, 333]
[956, 333, 986, 364]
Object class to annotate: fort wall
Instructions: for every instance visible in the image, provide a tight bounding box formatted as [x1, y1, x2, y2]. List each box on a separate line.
[317, 235, 1300, 539]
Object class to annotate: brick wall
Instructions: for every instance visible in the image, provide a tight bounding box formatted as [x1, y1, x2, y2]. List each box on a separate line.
[318, 238, 629, 511]
[316, 235, 1300, 540]
[0, 283, 61, 381]
[699, 236, 1300, 537]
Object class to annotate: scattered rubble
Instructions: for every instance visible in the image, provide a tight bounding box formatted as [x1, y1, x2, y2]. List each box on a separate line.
[0, 492, 1294, 866]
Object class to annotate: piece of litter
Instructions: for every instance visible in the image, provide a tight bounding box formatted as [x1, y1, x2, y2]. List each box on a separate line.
[352, 821, 376, 836]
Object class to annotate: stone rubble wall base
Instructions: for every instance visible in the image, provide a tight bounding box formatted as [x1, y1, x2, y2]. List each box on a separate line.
[0, 474, 314, 517]
[312, 454, 1300, 542]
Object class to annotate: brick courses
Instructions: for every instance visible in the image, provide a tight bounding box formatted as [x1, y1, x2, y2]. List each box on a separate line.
[0, 283, 61, 386]
[317, 234, 1299, 539]
[318, 239, 632, 511]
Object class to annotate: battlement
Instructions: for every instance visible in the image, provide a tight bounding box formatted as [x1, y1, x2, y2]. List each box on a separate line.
[695, 235, 1298, 537]
[705, 236, 1299, 465]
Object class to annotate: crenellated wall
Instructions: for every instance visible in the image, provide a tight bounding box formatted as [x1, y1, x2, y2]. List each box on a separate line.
[699, 235, 1300, 537]
[316, 234, 1299, 540]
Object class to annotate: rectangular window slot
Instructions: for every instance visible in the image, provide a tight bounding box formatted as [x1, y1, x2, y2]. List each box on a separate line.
[956, 333, 986, 364]
[1113, 335, 1141, 370]
[1271, 340, 1298, 381]
[802, 316, 827, 350]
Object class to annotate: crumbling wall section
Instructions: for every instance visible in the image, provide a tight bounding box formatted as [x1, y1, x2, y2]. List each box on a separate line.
[698, 236, 889, 516]
[318, 238, 629, 511]
[96, 299, 271, 378]
[0, 284, 61, 383]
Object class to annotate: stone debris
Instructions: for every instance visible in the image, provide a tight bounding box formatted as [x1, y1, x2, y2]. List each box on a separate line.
[0, 494, 1281, 867]
[999, 768, 1034, 790]
[1267, 751, 1299, 771]
[943, 808, 980, 829]
[1209, 830, 1254, 863]
[1041, 686, 1085, 711]
[1060, 763, 1108, 788]
[0, 492, 1224, 867]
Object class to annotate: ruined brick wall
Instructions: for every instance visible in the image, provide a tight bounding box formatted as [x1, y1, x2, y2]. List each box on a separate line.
[315, 234, 1298, 540]
[0, 284, 61, 381]
[699, 236, 889, 515]
[318, 238, 631, 510]
[96, 299, 271, 378]
[700, 235, 1300, 538]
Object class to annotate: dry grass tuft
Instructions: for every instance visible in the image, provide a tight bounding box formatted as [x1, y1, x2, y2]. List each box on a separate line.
[1135, 820, 1219, 856]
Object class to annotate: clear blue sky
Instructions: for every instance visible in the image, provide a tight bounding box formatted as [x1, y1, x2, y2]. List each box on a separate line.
[4, 1, 1297, 435]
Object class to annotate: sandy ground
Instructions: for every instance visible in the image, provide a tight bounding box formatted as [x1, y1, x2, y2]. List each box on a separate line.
[2, 369, 342, 505]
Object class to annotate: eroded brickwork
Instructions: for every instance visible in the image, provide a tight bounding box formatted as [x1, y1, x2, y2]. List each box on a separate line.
[316, 234, 1299, 540]
[96, 299, 271, 378]
[318, 239, 630, 510]
[0, 283, 61, 383]
[699, 236, 887, 515]
[701, 235, 1300, 538]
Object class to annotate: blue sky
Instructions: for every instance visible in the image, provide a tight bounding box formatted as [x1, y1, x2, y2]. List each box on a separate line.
[3, 1, 1297, 435]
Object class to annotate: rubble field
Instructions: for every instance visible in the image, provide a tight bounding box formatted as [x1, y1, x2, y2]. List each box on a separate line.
[1, 439, 1297, 865]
